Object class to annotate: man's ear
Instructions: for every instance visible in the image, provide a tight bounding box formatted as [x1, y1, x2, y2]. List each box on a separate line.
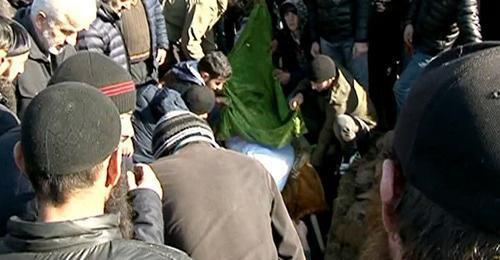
[200, 71, 210, 81]
[380, 159, 405, 233]
[106, 150, 121, 188]
[35, 12, 47, 31]
[381, 159, 405, 260]
[13, 142, 27, 174]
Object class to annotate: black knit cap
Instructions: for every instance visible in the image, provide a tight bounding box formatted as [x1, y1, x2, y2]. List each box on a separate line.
[152, 110, 218, 159]
[280, 0, 298, 18]
[311, 55, 337, 83]
[21, 82, 121, 176]
[394, 42, 500, 233]
[49, 52, 136, 114]
[179, 84, 215, 115]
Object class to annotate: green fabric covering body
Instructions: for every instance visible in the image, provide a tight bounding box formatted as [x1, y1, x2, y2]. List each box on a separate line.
[218, 3, 305, 148]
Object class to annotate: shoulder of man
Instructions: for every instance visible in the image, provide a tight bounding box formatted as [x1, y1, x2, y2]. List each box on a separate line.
[108, 239, 192, 260]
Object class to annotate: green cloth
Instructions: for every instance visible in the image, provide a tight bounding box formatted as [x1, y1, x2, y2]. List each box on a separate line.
[217, 3, 305, 148]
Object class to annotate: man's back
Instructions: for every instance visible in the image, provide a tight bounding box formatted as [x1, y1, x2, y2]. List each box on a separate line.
[411, 0, 481, 54]
[152, 142, 304, 260]
[0, 214, 191, 260]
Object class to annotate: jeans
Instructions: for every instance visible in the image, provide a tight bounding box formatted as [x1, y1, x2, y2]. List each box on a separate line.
[320, 37, 369, 88]
[393, 50, 433, 109]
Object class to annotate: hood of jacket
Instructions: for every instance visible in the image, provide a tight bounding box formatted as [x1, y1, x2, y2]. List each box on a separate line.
[97, 3, 120, 23]
[169, 60, 205, 86]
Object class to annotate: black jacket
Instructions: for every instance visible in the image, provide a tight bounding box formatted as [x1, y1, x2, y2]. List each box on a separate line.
[306, 0, 370, 42]
[14, 7, 76, 117]
[273, 28, 313, 97]
[0, 126, 168, 245]
[408, 0, 482, 55]
[0, 214, 192, 260]
[0, 127, 34, 237]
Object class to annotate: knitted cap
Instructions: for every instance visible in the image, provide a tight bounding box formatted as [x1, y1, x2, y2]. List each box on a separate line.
[394, 42, 500, 232]
[21, 82, 121, 176]
[152, 110, 219, 159]
[49, 52, 136, 114]
[280, 0, 298, 18]
[183, 85, 215, 115]
[311, 55, 337, 83]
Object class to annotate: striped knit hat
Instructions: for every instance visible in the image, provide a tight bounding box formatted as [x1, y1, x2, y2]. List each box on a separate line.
[49, 52, 136, 114]
[152, 110, 219, 159]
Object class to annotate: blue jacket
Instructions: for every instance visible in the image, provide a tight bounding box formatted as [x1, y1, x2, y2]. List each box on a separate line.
[143, 0, 169, 55]
[133, 84, 188, 163]
[168, 60, 205, 86]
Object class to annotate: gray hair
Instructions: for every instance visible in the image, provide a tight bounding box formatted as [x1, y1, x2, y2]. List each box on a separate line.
[30, 0, 97, 30]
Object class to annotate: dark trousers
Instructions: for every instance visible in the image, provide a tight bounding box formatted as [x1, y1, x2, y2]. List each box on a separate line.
[368, 11, 400, 131]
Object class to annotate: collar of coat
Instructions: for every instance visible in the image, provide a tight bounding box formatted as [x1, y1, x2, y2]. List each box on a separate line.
[4, 214, 122, 252]
[15, 7, 50, 62]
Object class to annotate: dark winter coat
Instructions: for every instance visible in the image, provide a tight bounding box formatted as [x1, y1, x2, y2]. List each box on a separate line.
[14, 7, 76, 117]
[162, 60, 205, 87]
[0, 125, 170, 244]
[408, 0, 482, 55]
[77, 4, 129, 70]
[306, 0, 370, 43]
[143, 0, 169, 53]
[77, 0, 168, 74]
[133, 84, 188, 164]
[151, 142, 305, 260]
[0, 104, 18, 137]
[0, 213, 191, 260]
[273, 28, 313, 97]
[0, 127, 34, 237]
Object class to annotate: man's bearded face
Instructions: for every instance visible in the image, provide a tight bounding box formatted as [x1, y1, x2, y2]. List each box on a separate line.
[39, 18, 78, 55]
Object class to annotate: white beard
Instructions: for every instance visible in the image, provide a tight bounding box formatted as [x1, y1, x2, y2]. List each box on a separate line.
[41, 28, 63, 55]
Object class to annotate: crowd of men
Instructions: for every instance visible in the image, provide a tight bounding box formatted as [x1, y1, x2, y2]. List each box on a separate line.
[0, 0, 499, 259]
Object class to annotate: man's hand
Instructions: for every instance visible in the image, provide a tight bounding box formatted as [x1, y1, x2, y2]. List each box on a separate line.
[215, 96, 231, 106]
[273, 69, 291, 85]
[156, 48, 167, 65]
[289, 93, 304, 111]
[271, 39, 278, 53]
[352, 42, 368, 58]
[375, 1, 386, 12]
[121, 137, 134, 158]
[127, 164, 163, 200]
[311, 42, 321, 57]
[403, 24, 414, 47]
